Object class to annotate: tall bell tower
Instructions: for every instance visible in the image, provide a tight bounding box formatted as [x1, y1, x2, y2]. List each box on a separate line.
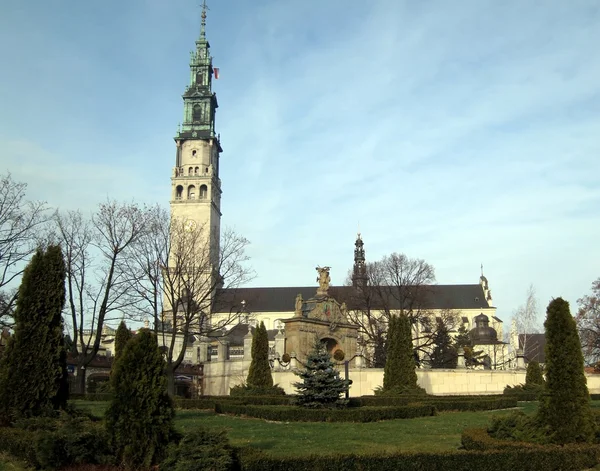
[171, 1, 222, 264]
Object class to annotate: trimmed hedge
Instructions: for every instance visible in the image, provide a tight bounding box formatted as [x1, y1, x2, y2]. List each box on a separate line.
[236, 447, 600, 471]
[69, 393, 114, 401]
[214, 403, 436, 422]
[351, 396, 516, 411]
[177, 396, 293, 410]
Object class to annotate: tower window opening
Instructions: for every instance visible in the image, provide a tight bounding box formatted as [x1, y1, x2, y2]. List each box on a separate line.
[194, 167, 199, 175]
[188, 167, 193, 175]
[205, 167, 209, 173]
[193, 104, 203, 123]
[187, 185, 196, 200]
[192, 150, 197, 157]
[199, 184, 208, 199]
[175, 185, 183, 200]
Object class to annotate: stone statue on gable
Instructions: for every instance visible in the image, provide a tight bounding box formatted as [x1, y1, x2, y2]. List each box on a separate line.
[316, 266, 331, 295]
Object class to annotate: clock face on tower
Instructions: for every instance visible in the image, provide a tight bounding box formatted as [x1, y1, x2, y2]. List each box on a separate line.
[184, 219, 197, 232]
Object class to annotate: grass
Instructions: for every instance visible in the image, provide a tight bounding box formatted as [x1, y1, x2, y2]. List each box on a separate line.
[74, 400, 539, 457]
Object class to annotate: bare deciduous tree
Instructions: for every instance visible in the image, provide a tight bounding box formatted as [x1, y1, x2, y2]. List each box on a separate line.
[0, 174, 48, 327]
[55, 201, 151, 392]
[513, 284, 540, 359]
[576, 278, 600, 365]
[123, 205, 254, 394]
[346, 253, 442, 366]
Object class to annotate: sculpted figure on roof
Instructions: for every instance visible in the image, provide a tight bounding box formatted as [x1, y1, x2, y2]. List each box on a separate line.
[316, 266, 331, 295]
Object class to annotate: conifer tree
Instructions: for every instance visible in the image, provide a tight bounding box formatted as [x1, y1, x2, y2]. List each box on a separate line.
[0, 245, 67, 424]
[106, 329, 175, 469]
[246, 321, 273, 389]
[382, 314, 419, 392]
[537, 298, 594, 443]
[429, 319, 458, 368]
[525, 361, 544, 387]
[114, 320, 132, 361]
[294, 339, 347, 408]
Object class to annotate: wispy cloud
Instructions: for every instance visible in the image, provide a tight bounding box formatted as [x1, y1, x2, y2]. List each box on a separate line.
[0, 0, 598, 324]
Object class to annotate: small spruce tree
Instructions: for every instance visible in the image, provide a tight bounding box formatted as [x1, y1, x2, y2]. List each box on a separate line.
[246, 321, 273, 389]
[114, 320, 132, 361]
[429, 319, 458, 369]
[537, 298, 594, 444]
[0, 245, 67, 424]
[105, 329, 175, 469]
[382, 314, 419, 393]
[294, 339, 347, 408]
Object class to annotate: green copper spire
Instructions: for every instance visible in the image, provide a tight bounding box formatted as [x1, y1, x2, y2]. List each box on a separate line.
[200, 0, 208, 40]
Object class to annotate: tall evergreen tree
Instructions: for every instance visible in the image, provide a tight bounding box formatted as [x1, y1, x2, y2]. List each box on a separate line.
[0, 245, 67, 424]
[114, 320, 132, 361]
[106, 329, 175, 470]
[429, 319, 458, 368]
[537, 298, 594, 443]
[382, 314, 419, 392]
[294, 339, 347, 408]
[525, 361, 544, 387]
[246, 321, 273, 389]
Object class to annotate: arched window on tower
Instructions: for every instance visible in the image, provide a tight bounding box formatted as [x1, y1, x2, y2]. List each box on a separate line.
[194, 167, 199, 175]
[187, 185, 196, 200]
[175, 185, 183, 200]
[196, 73, 204, 86]
[188, 167, 193, 175]
[199, 185, 208, 199]
[193, 104, 204, 123]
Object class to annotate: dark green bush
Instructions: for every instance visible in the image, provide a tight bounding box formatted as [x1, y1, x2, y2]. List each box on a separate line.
[382, 315, 419, 393]
[162, 427, 234, 471]
[214, 403, 436, 422]
[246, 322, 273, 389]
[236, 446, 600, 471]
[0, 414, 113, 469]
[487, 412, 548, 443]
[503, 384, 543, 401]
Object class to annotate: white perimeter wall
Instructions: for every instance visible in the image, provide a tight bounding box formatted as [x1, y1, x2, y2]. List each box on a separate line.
[202, 359, 600, 396]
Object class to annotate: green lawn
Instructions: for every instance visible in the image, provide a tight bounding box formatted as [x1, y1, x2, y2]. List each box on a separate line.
[74, 400, 539, 457]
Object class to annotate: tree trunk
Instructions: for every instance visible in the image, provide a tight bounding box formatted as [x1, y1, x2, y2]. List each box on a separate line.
[166, 365, 175, 397]
[76, 365, 86, 394]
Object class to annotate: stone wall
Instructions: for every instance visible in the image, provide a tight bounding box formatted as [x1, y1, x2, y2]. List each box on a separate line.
[202, 358, 600, 397]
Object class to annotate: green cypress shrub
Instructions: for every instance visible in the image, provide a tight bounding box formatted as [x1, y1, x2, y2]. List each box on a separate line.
[537, 298, 594, 443]
[381, 315, 420, 393]
[114, 319, 132, 361]
[525, 361, 544, 387]
[293, 339, 348, 408]
[105, 328, 176, 469]
[246, 322, 273, 389]
[0, 245, 67, 424]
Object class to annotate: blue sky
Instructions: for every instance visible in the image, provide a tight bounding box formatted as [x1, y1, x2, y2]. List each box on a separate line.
[1, 0, 599, 327]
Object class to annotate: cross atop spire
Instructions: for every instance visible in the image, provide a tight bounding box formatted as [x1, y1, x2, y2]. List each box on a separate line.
[200, 0, 209, 39]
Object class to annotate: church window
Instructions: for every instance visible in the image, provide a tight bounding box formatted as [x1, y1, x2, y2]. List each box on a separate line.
[194, 167, 199, 175]
[188, 167, 193, 175]
[205, 167, 209, 173]
[175, 185, 183, 200]
[196, 73, 204, 86]
[187, 185, 196, 199]
[192, 150, 197, 157]
[199, 184, 208, 199]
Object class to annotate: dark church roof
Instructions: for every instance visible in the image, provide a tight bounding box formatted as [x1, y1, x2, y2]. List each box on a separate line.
[519, 333, 546, 363]
[216, 284, 491, 314]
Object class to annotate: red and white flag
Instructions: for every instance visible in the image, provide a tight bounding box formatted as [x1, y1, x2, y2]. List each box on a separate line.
[213, 67, 220, 79]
